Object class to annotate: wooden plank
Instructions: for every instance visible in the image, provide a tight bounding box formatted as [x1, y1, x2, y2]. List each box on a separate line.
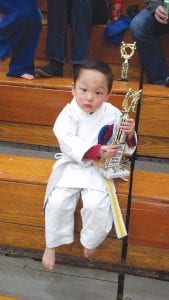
[0, 155, 53, 185]
[0, 223, 122, 262]
[132, 171, 169, 201]
[127, 244, 169, 272]
[142, 83, 169, 97]
[0, 121, 57, 147]
[0, 83, 138, 125]
[137, 136, 169, 158]
[0, 83, 139, 147]
[128, 171, 169, 248]
[0, 181, 128, 234]
[2, 121, 168, 158]
[138, 96, 169, 138]
[137, 87, 169, 157]
[0, 67, 139, 90]
[129, 199, 169, 248]
[1, 156, 168, 202]
[0, 181, 45, 227]
[0, 86, 71, 125]
[0, 65, 73, 88]
[0, 154, 129, 191]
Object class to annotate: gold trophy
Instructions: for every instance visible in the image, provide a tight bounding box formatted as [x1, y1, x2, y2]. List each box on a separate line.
[120, 41, 136, 81]
[99, 88, 142, 179]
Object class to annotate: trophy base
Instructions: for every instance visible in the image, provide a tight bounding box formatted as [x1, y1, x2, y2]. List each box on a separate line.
[118, 78, 128, 82]
[99, 166, 130, 179]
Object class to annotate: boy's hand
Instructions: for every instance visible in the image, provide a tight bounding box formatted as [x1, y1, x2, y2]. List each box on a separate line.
[100, 144, 118, 159]
[120, 118, 135, 141]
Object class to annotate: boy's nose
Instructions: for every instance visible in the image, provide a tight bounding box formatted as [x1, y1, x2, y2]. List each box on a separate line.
[86, 92, 93, 101]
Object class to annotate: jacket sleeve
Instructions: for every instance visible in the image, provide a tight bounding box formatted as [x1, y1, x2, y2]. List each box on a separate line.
[145, 0, 163, 13]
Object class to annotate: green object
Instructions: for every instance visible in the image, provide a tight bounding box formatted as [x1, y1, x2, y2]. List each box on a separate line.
[164, 0, 169, 15]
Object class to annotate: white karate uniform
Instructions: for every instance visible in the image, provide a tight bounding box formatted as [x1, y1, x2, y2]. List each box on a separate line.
[44, 97, 136, 249]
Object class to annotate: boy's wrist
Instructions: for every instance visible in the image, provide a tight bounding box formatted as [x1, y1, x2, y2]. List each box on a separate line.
[126, 132, 137, 147]
[126, 131, 134, 141]
[100, 146, 106, 157]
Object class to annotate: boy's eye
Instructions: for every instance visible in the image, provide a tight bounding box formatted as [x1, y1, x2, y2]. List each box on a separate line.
[96, 91, 103, 95]
[80, 88, 87, 92]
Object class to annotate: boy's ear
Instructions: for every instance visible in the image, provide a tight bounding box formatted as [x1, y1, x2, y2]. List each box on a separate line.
[105, 92, 110, 102]
[72, 82, 75, 96]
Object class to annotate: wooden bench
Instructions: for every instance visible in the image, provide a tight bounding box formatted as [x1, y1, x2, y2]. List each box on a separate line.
[0, 78, 136, 269]
[0, 0, 169, 280]
[0, 78, 168, 159]
[0, 77, 139, 147]
[0, 71, 169, 279]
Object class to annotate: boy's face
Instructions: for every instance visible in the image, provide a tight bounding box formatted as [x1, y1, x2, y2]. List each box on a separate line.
[72, 69, 110, 113]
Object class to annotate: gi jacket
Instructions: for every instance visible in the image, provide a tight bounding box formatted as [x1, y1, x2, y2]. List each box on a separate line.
[44, 98, 136, 204]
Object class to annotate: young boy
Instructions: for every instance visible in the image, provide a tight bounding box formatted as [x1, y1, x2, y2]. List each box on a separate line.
[43, 59, 136, 270]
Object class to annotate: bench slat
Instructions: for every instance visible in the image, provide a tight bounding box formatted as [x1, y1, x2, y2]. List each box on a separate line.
[129, 199, 169, 248]
[0, 121, 56, 146]
[137, 136, 169, 158]
[0, 222, 122, 263]
[138, 97, 169, 138]
[0, 181, 127, 233]
[127, 243, 169, 272]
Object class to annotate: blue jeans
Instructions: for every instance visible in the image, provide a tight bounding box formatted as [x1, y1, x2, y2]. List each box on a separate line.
[0, 0, 42, 76]
[46, 0, 93, 64]
[130, 9, 169, 84]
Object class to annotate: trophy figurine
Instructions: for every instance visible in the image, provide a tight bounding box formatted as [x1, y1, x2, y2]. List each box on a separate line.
[120, 41, 136, 81]
[99, 88, 142, 179]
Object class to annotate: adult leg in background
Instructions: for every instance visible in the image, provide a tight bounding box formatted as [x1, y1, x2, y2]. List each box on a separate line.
[0, 0, 41, 78]
[71, 0, 93, 64]
[130, 8, 169, 84]
[35, 0, 68, 77]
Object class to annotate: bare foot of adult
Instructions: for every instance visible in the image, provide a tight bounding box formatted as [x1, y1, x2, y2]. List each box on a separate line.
[20, 73, 34, 80]
[84, 247, 97, 258]
[42, 247, 56, 270]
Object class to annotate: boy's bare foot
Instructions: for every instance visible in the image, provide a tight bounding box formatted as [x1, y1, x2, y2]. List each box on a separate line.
[84, 247, 97, 258]
[20, 73, 34, 80]
[42, 247, 56, 270]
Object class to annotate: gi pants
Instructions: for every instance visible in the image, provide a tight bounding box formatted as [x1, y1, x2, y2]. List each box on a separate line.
[45, 186, 113, 249]
[0, 0, 41, 76]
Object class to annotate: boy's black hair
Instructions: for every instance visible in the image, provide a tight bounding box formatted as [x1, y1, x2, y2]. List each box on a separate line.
[73, 59, 113, 93]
